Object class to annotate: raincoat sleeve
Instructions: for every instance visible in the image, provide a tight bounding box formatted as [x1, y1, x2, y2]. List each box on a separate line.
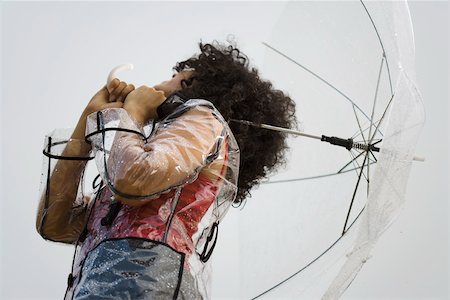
[36, 129, 94, 244]
[85, 101, 225, 206]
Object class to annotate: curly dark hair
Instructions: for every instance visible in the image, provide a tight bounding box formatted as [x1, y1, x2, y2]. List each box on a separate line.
[173, 41, 298, 206]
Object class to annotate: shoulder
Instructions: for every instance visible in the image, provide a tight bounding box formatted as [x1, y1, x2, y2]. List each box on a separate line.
[163, 98, 220, 120]
[162, 98, 227, 136]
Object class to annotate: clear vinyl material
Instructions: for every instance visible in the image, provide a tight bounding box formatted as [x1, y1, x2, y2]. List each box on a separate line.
[236, 1, 425, 299]
[36, 128, 95, 244]
[36, 97, 240, 299]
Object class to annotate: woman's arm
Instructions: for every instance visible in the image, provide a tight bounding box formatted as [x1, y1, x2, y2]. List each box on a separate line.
[36, 112, 93, 244]
[36, 80, 135, 244]
[104, 103, 225, 206]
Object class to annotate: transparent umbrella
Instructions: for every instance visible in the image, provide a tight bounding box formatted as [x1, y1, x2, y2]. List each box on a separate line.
[234, 1, 425, 298]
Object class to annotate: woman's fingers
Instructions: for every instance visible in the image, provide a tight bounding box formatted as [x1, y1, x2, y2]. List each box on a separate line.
[106, 78, 136, 102]
[107, 78, 120, 94]
[117, 84, 135, 102]
[110, 81, 127, 102]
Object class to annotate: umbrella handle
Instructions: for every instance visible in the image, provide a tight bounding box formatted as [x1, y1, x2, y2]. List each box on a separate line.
[107, 63, 134, 92]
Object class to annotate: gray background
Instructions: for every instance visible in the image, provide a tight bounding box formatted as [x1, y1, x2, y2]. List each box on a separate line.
[1, 1, 448, 299]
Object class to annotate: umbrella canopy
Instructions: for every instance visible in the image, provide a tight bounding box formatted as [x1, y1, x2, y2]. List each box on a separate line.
[235, 1, 425, 298]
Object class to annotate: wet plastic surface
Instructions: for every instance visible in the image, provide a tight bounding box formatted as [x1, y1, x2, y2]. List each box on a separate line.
[73, 238, 199, 300]
[37, 98, 240, 299]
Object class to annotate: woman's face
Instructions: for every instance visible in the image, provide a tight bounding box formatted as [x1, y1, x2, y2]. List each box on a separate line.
[153, 69, 194, 97]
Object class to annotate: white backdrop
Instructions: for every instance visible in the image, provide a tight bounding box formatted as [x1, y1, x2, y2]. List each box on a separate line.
[1, 1, 448, 299]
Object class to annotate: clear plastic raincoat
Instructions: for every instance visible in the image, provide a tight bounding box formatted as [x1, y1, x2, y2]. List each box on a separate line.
[36, 95, 240, 299]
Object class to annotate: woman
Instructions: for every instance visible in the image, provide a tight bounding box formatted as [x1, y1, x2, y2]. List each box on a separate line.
[36, 41, 297, 299]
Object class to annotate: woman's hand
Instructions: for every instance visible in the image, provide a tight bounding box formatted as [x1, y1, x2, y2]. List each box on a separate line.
[123, 86, 167, 125]
[72, 79, 135, 141]
[83, 79, 135, 117]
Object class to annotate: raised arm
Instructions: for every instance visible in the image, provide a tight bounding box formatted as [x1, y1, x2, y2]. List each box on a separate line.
[36, 80, 135, 244]
[35, 113, 94, 244]
[86, 100, 226, 206]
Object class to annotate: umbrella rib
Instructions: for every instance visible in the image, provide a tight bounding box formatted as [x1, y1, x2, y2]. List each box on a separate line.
[352, 104, 367, 144]
[367, 54, 385, 146]
[349, 150, 369, 183]
[350, 148, 372, 192]
[261, 41, 381, 132]
[354, 138, 382, 144]
[262, 160, 377, 185]
[348, 151, 363, 179]
[369, 93, 394, 144]
[342, 151, 369, 235]
[338, 151, 364, 174]
[369, 149, 378, 162]
[351, 116, 383, 139]
[366, 154, 371, 196]
[351, 147, 372, 160]
[251, 204, 367, 299]
[360, 0, 394, 95]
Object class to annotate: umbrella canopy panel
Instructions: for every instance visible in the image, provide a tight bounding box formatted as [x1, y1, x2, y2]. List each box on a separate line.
[236, 1, 424, 298]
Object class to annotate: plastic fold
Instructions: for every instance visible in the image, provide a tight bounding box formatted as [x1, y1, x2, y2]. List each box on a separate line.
[85, 101, 229, 204]
[36, 129, 95, 244]
[37, 98, 240, 300]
